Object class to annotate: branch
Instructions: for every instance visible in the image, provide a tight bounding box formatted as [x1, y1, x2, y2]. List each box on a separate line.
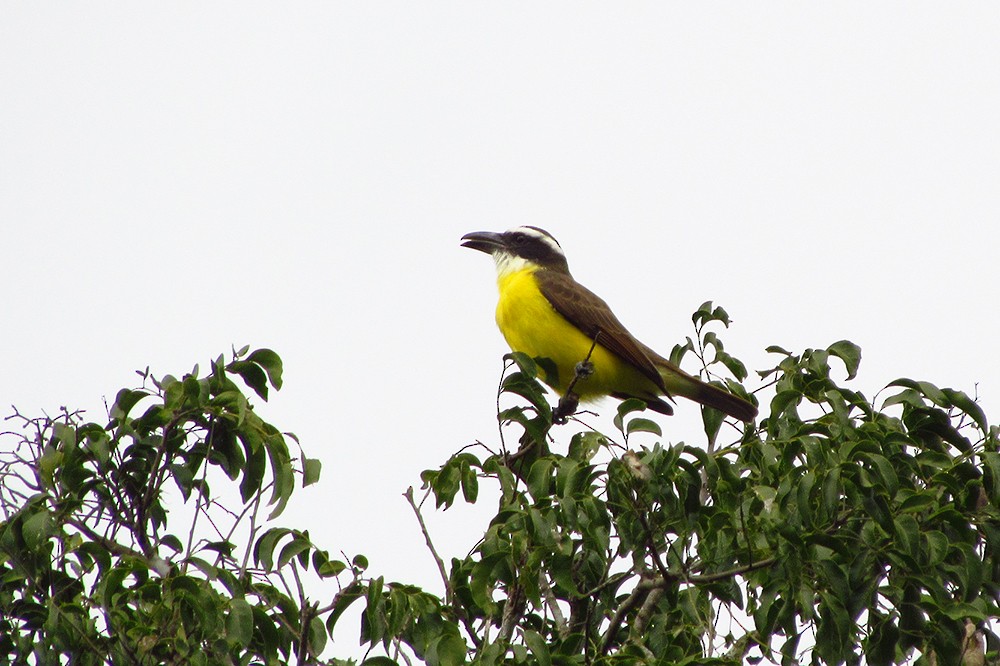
[404, 487, 450, 601]
[630, 587, 664, 639]
[580, 570, 633, 599]
[498, 582, 526, 645]
[295, 599, 319, 664]
[597, 556, 780, 657]
[633, 504, 673, 582]
[600, 582, 648, 655]
[539, 572, 569, 640]
[136, 410, 195, 555]
[403, 486, 485, 650]
[239, 486, 267, 579]
[685, 556, 778, 585]
[553, 336, 599, 424]
[723, 634, 757, 662]
[67, 517, 168, 575]
[181, 415, 218, 575]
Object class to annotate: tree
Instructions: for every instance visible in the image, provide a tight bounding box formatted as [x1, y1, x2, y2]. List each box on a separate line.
[2, 305, 998, 665]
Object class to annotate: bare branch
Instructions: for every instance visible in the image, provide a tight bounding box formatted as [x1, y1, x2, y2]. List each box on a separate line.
[404, 486, 451, 601]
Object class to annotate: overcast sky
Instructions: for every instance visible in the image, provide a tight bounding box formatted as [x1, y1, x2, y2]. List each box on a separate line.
[2, 3, 998, 656]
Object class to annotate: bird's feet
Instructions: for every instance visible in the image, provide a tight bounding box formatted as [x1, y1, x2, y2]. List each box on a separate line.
[553, 361, 594, 424]
[553, 391, 581, 424]
[574, 360, 595, 380]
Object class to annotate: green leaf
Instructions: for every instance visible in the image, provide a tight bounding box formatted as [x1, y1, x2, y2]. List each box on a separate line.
[865, 611, 899, 666]
[702, 401, 724, 443]
[527, 459, 554, 499]
[303, 457, 322, 487]
[326, 582, 365, 636]
[254, 527, 291, 571]
[278, 535, 311, 569]
[815, 593, 851, 664]
[864, 453, 899, 498]
[888, 378, 947, 407]
[669, 339, 693, 366]
[533, 356, 560, 387]
[613, 398, 648, 433]
[435, 632, 468, 666]
[827, 340, 861, 380]
[769, 389, 801, 421]
[22, 510, 51, 550]
[983, 452, 1000, 504]
[716, 350, 749, 381]
[797, 471, 816, 526]
[505, 351, 538, 378]
[894, 514, 920, 561]
[265, 431, 295, 518]
[864, 493, 894, 533]
[568, 431, 605, 461]
[430, 457, 462, 509]
[227, 360, 270, 401]
[942, 387, 988, 432]
[626, 417, 662, 437]
[522, 629, 551, 666]
[110, 388, 150, 420]
[924, 530, 949, 566]
[227, 598, 253, 648]
[239, 435, 266, 503]
[308, 615, 328, 659]
[692, 300, 714, 327]
[318, 557, 347, 578]
[247, 348, 283, 390]
[159, 534, 183, 553]
[460, 462, 479, 504]
[692, 301, 730, 328]
[81, 427, 111, 465]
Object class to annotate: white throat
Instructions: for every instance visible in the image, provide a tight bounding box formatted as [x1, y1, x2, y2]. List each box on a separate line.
[493, 251, 535, 280]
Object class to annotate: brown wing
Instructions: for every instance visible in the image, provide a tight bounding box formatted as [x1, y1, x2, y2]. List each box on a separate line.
[534, 270, 668, 393]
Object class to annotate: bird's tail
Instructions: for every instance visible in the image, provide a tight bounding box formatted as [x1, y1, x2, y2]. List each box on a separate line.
[660, 367, 758, 423]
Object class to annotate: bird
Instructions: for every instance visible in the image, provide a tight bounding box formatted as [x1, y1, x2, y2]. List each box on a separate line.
[461, 226, 757, 423]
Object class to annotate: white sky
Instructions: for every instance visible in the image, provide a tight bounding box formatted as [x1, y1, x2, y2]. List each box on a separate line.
[2, 3, 999, 656]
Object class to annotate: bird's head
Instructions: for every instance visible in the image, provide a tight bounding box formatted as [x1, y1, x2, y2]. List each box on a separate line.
[461, 226, 570, 277]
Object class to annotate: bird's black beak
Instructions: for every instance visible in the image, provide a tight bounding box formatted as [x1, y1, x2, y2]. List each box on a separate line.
[460, 231, 504, 254]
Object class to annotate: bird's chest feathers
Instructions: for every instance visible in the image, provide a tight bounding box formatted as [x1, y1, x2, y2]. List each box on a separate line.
[494, 269, 618, 394]
[495, 270, 559, 352]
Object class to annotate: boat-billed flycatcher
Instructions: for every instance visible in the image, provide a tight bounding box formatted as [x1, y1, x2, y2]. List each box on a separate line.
[461, 226, 757, 423]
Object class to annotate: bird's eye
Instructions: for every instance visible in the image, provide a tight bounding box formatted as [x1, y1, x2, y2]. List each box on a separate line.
[510, 233, 527, 245]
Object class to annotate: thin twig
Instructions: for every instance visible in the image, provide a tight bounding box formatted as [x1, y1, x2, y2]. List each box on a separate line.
[497, 357, 514, 456]
[685, 557, 777, 584]
[404, 487, 451, 601]
[239, 486, 266, 579]
[580, 570, 633, 599]
[634, 506, 672, 582]
[598, 555, 780, 657]
[181, 416, 217, 575]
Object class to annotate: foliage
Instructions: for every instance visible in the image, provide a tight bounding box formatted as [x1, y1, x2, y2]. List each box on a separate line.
[2, 305, 999, 665]
[0, 347, 353, 665]
[415, 303, 1000, 665]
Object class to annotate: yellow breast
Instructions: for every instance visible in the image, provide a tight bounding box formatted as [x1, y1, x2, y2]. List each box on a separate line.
[494, 268, 657, 400]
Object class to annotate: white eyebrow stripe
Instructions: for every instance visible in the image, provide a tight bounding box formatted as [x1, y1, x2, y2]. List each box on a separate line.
[506, 226, 565, 257]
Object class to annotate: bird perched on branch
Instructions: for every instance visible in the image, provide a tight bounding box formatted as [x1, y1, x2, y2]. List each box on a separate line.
[461, 226, 757, 423]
